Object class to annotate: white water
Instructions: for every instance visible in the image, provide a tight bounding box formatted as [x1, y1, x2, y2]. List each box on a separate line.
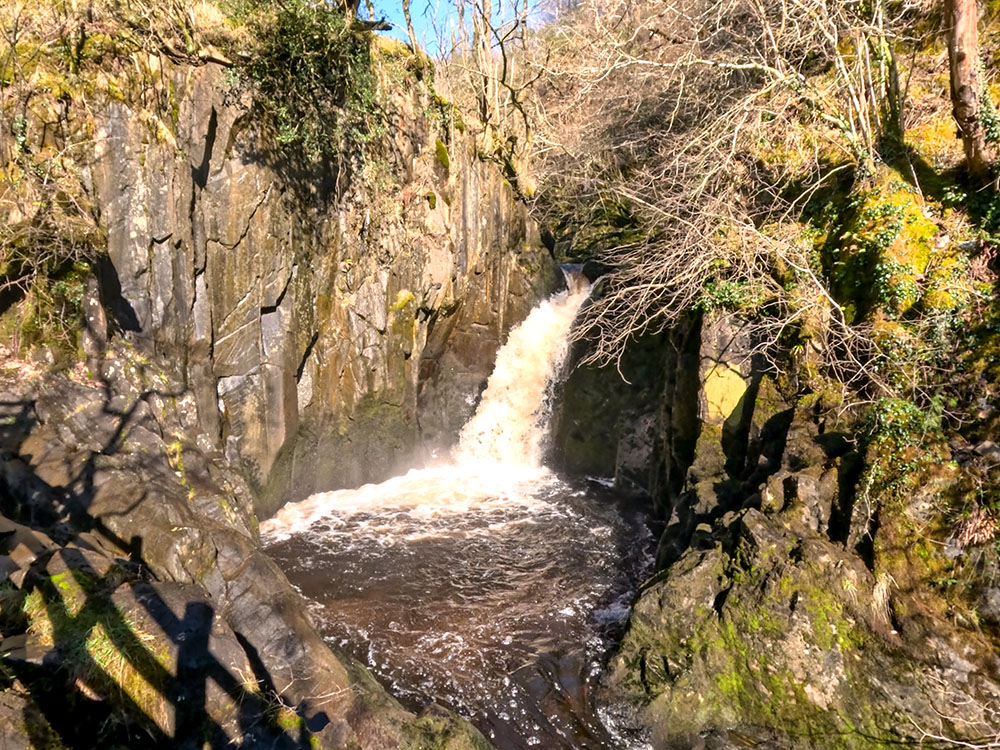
[454, 277, 591, 467]
[262, 279, 591, 539]
[260, 276, 656, 750]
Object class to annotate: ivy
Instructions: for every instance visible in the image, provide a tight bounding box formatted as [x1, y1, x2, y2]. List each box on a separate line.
[695, 279, 759, 312]
[231, 0, 383, 163]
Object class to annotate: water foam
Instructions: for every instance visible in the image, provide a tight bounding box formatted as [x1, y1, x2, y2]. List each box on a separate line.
[262, 463, 559, 542]
[261, 276, 590, 540]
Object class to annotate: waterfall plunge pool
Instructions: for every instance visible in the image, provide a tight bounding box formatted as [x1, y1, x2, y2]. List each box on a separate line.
[263, 468, 658, 749]
[262, 277, 659, 749]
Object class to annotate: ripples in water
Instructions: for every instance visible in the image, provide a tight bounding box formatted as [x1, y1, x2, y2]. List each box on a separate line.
[263, 468, 657, 750]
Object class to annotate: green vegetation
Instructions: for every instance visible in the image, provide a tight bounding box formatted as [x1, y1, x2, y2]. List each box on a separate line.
[271, 705, 322, 749]
[22, 570, 174, 733]
[0, 0, 405, 362]
[434, 137, 450, 170]
[230, 0, 383, 163]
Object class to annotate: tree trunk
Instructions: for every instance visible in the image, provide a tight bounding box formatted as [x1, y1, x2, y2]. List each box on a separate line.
[945, 0, 990, 178]
[341, 0, 360, 20]
[473, 0, 494, 127]
[401, 0, 421, 54]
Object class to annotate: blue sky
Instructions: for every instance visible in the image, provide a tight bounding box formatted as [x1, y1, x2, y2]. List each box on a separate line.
[367, 0, 544, 58]
[367, 0, 458, 56]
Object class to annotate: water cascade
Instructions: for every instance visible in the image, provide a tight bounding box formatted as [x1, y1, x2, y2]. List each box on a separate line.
[262, 274, 656, 750]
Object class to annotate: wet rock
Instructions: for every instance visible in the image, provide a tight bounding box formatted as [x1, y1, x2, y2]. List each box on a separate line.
[978, 586, 1000, 626]
[551, 333, 666, 489]
[609, 504, 979, 747]
[83, 58, 556, 513]
[974, 439, 1000, 462]
[0, 359, 489, 749]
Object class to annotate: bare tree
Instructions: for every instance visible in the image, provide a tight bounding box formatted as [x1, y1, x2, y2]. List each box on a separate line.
[341, 0, 361, 20]
[432, 0, 539, 193]
[401, 0, 421, 53]
[525, 0, 976, 405]
[945, 0, 991, 178]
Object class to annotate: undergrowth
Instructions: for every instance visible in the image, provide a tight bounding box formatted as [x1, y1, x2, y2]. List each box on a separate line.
[226, 0, 384, 164]
[0, 0, 394, 359]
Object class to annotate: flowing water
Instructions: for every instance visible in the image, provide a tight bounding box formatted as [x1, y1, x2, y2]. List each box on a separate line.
[262, 278, 657, 749]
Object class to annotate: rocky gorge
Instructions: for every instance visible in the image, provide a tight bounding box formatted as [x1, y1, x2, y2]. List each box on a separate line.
[3, 0, 1000, 748]
[0, 8, 553, 746]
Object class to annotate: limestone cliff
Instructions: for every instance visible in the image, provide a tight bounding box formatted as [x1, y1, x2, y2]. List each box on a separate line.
[86, 55, 554, 516]
[0, 5, 555, 747]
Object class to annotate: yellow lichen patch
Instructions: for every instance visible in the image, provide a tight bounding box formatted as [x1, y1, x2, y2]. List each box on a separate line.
[389, 289, 415, 313]
[858, 176, 938, 275]
[702, 363, 747, 423]
[920, 251, 974, 312]
[831, 168, 941, 316]
[919, 287, 955, 310]
[374, 36, 413, 58]
[888, 204, 937, 272]
[907, 114, 963, 168]
[870, 318, 910, 347]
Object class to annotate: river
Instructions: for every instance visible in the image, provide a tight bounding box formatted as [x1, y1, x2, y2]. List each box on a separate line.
[262, 278, 657, 749]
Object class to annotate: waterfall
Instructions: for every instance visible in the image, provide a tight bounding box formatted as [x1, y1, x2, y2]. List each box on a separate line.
[261, 271, 590, 537]
[454, 275, 590, 467]
[259, 270, 656, 750]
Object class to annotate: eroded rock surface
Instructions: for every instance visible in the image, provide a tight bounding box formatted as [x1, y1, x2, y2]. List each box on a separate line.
[573, 313, 1000, 748]
[0, 352, 489, 749]
[86, 58, 555, 515]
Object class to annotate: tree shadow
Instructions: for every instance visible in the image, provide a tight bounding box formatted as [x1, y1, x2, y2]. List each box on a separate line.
[0, 362, 323, 748]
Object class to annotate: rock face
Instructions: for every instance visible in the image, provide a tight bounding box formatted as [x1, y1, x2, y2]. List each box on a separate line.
[561, 312, 1000, 748]
[0, 350, 489, 749]
[551, 332, 670, 494]
[87, 57, 555, 515]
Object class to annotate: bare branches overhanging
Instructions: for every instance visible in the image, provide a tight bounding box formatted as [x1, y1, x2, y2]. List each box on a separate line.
[516, 0, 983, 410]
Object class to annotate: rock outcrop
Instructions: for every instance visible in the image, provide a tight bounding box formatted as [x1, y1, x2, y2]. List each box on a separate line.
[587, 313, 1000, 748]
[87, 53, 555, 516]
[0, 349, 489, 749]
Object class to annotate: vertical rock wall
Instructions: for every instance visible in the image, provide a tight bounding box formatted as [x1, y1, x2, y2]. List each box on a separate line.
[88, 59, 556, 515]
[558, 311, 1000, 748]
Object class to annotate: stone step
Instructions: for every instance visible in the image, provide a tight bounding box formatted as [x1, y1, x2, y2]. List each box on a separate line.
[0, 514, 57, 587]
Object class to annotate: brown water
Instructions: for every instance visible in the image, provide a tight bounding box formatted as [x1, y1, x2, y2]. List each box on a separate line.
[261, 278, 657, 749]
[263, 469, 656, 749]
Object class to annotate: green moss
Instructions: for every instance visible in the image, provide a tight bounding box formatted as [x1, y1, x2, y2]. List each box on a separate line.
[389, 289, 416, 313]
[857, 397, 947, 512]
[405, 713, 493, 750]
[822, 171, 939, 317]
[0, 258, 94, 365]
[618, 531, 909, 749]
[270, 706, 321, 748]
[435, 138, 450, 171]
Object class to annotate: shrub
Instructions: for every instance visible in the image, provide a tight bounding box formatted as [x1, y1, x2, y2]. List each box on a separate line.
[232, 0, 381, 163]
